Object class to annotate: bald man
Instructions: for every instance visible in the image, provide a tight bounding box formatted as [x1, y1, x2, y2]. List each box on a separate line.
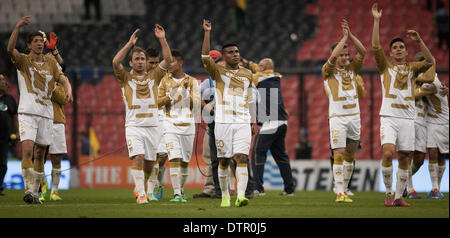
[245, 58, 295, 196]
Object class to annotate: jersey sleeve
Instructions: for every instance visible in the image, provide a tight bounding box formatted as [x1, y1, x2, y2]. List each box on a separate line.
[201, 55, 221, 80]
[355, 75, 366, 99]
[51, 58, 65, 82]
[51, 85, 69, 105]
[413, 62, 435, 83]
[321, 60, 335, 80]
[113, 65, 128, 86]
[152, 64, 168, 86]
[157, 75, 171, 108]
[350, 54, 364, 75]
[10, 53, 28, 71]
[372, 45, 388, 73]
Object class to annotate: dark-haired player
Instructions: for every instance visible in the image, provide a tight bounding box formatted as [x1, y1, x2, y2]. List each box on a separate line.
[7, 16, 73, 204]
[371, 3, 435, 207]
[201, 19, 255, 207]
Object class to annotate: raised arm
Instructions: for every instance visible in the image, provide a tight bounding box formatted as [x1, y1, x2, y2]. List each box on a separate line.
[328, 25, 348, 65]
[112, 29, 140, 71]
[7, 16, 31, 60]
[343, 19, 366, 58]
[202, 19, 212, 56]
[406, 30, 435, 66]
[45, 32, 64, 65]
[154, 24, 172, 69]
[371, 3, 382, 48]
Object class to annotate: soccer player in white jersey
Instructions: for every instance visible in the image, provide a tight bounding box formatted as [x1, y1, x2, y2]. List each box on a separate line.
[143, 48, 168, 200]
[371, 3, 435, 207]
[158, 50, 200, 202]
[405, 53, 430, 199]
[322, 19, 366, 203]
[421, 68, 449, 199]
[7, 16, 73, 204]
[112, 25, 173, 204]
[202, 19, 255, 207]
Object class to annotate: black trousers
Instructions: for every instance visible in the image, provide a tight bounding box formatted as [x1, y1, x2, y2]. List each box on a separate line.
[208, 126, 221, 195]
[0, 142, 8, 190]
[251, 124, 295, 193]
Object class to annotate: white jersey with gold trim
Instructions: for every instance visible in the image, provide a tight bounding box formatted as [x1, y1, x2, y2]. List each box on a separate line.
[13, 54, 64, 119]
[425, 75, 449, 125]
[114, 65, 166, 127]
[201, 55, 253, 124]
[158, 73, 200, 135]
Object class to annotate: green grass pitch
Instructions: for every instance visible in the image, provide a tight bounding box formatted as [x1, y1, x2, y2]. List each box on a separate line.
[0, 189, 448, 218]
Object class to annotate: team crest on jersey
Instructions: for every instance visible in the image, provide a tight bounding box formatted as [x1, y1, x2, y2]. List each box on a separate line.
[333, 139, 338, 145]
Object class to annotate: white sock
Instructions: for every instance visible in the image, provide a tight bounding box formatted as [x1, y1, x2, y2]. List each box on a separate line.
[382, 165, 393, 195]
[343, 160, 354, 190]
[22, 168, 34, 193]
[180, 166, 189, 194]
[228, 167, 235, 191]
[333, 164, 345, 195]
[438, 164, 446, 190]
[429, 162, 439, 190]
[131, 168, 145, 197]
[170, 166, 181, 195]
[32, 171, 44, 196]
[51, 168, 61, 194]
[395, 168, 408, 200]
[147, 166, 158, 195]
[407, 165, 414, 192]
[218, 166, 229, 197]
[158, 164, 165, 187]
[236, 164, 248, 197]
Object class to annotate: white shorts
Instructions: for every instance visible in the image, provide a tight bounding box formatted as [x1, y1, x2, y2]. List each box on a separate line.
[427, 123, 449, 154]
[414, 122, 427, 153]
[157, 135, 168, 155]
[156, 124, 168, 155]
[18, 113, 53, 146]
[126, 126, 161, 161]
[165, 133, 194, 163]
[214, 123, 251, 158]
[329, 114, 361, 149]
[49, 123, 67, 154]
[380, 116, 415, 152]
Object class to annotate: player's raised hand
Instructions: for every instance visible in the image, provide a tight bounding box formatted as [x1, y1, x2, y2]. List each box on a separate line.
[406, 30, 422, 43]
[16, 16, 31, 28]
[342, 19, 351, 36]
[371, 3, 382, 19]
[45, 32, 58, 50]
[129, 29, 140, 45]
[342, 20, 349, 38]
[154, 24, 165, 39]
[203, 19, 211, 32]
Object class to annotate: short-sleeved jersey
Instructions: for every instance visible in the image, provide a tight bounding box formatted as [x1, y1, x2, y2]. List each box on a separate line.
[12, 53, 64, 119]
[51, 85, 69, 124]
[373, 45, 432, 119]
[201, 55, 253, 124]
[158, 73, 200, 135]
[425, 75, 449, 124]
[114, 65, 166, 127]
[322, 56, 364, 118]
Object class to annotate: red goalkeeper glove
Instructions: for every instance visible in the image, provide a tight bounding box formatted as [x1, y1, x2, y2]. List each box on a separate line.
[45, 32, 59, 55]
